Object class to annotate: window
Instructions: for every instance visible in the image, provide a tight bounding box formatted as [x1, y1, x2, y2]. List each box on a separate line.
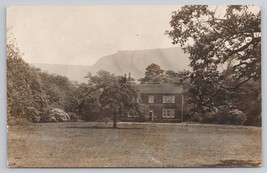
[163, 95, 175, 103]
[162, 109, 175, 118]
[148, 95, 154, 103]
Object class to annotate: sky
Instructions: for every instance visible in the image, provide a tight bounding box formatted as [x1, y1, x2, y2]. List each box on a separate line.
[6, 5, 260, 66]
[7, 5, 182, 65]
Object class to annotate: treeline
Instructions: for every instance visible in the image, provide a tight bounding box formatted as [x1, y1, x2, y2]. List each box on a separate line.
[7, 47, 261, 127]
[7, 34, 261, 126]
[139, 63, 189, 84]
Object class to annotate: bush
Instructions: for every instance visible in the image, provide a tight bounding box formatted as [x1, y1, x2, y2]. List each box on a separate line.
[187, 112, 203, 123]
[68, 112, 79, 122]
[50, 108, 70, 122]
[203, 106, 247, 125]
[7, 116, 30, 126]
[49, 116, 58, 123]
[39, 107, 52, 123]
[26, 106, 41, 123]
[220, 108, 247, 125]
[39, 108, 71, 123]
[187, 106, 247, 125]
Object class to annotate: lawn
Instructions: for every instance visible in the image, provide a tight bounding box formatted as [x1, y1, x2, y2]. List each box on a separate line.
[7, 121, 262, 167]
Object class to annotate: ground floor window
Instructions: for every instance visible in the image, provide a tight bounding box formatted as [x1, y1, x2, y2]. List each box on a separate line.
[162, 109, 175, 118]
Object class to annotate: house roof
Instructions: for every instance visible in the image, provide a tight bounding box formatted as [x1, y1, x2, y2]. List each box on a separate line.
[133, 84, 183, 94]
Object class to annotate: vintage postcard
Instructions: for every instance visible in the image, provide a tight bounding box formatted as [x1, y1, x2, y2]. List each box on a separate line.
[6, 5, 261, 167]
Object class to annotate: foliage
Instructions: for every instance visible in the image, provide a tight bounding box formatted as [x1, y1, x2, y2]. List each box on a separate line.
[209, 106, 246, 125]
[139, 63, 165, 84]
[120, 104, 150, 122]
[139, 63, 189, 84]
[166, 5, 261, 125]
[80, 70, 145, 127]
[68, 112, 80, 122]
[7, 33, 48, 122]
[76, 82, 102, 121]
[230, 80, 261, 126]
[39, 72, 78, 113]
[7, 32, 79, 124]
[40, 108, 71, 123]
[188, 105, 246, 125]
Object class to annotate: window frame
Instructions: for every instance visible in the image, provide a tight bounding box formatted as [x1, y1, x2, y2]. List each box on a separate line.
[148, 95, 154, 103]
[162, 109, 175, 118]
[163, 95, 175, 103]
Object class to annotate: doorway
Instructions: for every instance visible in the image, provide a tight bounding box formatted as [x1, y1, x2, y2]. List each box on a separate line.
[149, 111, 154, 121]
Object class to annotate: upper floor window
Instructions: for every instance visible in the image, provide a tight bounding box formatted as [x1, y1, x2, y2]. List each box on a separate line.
[163, 95, 175, 103]
[148, 95, 154, 103]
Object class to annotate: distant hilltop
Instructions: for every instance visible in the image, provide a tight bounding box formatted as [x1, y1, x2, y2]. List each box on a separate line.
[33, 47, 190, 83]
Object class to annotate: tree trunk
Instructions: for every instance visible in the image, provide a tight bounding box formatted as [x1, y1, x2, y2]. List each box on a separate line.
[113, 109, 117, 128]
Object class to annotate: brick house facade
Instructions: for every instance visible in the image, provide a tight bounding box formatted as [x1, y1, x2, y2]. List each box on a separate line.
[134, 84, 184, 122]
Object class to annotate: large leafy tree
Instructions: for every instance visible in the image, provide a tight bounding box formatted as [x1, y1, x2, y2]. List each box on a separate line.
[7, 32, 48, 121]
[7, 31, 79, 123]
[166, 5, 261, 115]
[85, 70, 143, 128]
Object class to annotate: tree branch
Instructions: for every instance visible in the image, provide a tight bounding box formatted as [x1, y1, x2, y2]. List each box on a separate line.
[225, 37, 260, 59]
[222, 76, 253, 90]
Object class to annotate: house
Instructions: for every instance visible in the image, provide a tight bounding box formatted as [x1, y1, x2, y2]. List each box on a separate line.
[134, 84, 185, 122]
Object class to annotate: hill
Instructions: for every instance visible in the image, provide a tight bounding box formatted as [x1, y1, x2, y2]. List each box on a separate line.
[33, 47, 190, 83]
[33, 63, 90, 83]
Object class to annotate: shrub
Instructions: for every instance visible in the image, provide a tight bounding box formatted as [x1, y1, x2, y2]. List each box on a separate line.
[187, 106, 247, 125]
[26, 106, 41, 123]
[49, 116, 58, 123]
[220, 108, 247, 125]
[7, 116, 30, 126]
[50, 108, 70, 122]
[39, 107, 52, 123]
[68, 112, 79, 122]
[202, 106, 247, 125]
[187, 112, 203, 123]
[39, 108, 70, 123]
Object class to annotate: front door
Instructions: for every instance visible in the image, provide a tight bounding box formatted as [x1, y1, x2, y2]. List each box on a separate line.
[149, 111, 154, 121]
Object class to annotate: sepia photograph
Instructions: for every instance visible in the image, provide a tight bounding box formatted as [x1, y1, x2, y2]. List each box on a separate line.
[6, 5, 261, 167]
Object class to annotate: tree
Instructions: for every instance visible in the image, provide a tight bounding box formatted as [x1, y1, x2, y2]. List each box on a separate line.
[76, 82, 102, 121]
[139, 63, 165, 84]
[40, 72, 78, 113]
[85, 70, 143, 128]
[165, 70, 190, 84]
[7, 32, 48, 122]
[7, 30, 79, 123]
[166, 5, 261, 119]
[139, 63, 189, 84]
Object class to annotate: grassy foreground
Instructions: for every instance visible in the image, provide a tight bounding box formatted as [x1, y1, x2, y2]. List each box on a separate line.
[7, 122, 261, 167]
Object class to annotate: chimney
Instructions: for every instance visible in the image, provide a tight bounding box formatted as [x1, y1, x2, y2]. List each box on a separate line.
[128, 73, 131, 81]
[124, 74, 127, 84]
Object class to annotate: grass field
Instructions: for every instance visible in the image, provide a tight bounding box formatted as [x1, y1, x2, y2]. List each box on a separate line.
[7, 122, 262, 167]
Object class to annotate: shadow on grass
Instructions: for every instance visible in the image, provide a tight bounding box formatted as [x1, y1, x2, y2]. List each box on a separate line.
[66, 126, 143, 130]
[202, 159, 261, 167]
